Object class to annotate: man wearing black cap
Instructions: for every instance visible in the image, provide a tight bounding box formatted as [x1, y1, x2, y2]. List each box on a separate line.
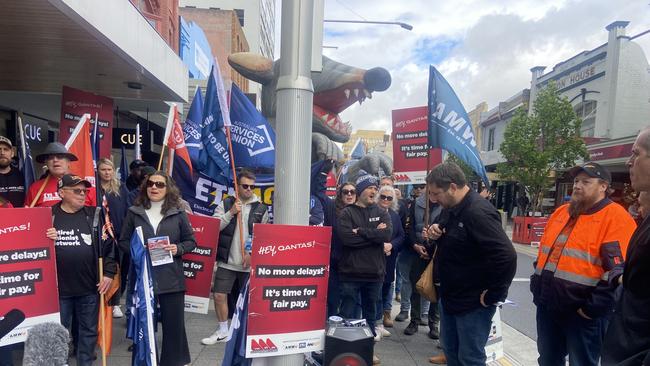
[126, 159, 148, 192]
[45, 174, 116, 366]
[0, 136, 24, 207]
[530, 162, 637, 366]
[24, 142, 96, 207]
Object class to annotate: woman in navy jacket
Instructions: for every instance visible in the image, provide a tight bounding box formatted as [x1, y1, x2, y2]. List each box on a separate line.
[120, 171, 196, 366]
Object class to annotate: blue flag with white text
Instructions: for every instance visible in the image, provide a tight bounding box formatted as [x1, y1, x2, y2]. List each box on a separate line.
[18, 126, 36, 193]
[127, 227, 157, 366]
[222, 279, 251, 366]
[184, 87, 204, 167]
[199, 65, 231, 180]
[427, 66, 489, 185]
[229, 84, 275, 170]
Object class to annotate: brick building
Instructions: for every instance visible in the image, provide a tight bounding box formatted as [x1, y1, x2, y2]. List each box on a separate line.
[130, 0, 180, 54]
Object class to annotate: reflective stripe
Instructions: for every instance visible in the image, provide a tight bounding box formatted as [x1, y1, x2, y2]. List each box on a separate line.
[557, 234, 569, 244]
[542, 261, 557, 272]
[554, 270, 599, 287]
[562, 248, 602, 266]
[541, 246, 551, 254]
[535, 267, 542, 275]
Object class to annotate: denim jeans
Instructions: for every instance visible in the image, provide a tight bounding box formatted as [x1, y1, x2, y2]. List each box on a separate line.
[375, 281, 395, 321]
[340, 281, 383, 337]
[60, 293, 99, 366]
[397, 250, 415, 312]
[440, 301, 496, 366]
[536, 305, 608, 366]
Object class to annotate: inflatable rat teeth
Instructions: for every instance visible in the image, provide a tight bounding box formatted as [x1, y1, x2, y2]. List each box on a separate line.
[228, 52, 394, 179]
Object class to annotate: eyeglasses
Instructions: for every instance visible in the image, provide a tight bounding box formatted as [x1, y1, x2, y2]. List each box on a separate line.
[379, 194, 394, 201]
[63, 188, 88, 196]
[147, 180, 166, 189]
[342, 189, 356, 196]
[241, 184, 255, 190]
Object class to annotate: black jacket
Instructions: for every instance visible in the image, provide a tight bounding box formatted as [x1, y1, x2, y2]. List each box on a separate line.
[602, 216, 650, 365]
[338, 203, 392, 282]
[119, 205, 196, 295]
[437, 190, 516, 315]
[217, 196, 268, 263]
[102, 184, 130, 241]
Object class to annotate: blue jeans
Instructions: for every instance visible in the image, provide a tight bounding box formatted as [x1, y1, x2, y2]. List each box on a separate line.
[440, 301, 496, 366]
[340, 281, 382, 337]
[397, 250, 415, 312]
[375, 281, 395, 321]
[60, 293, 99, 366]
[536, 305, 607, 366]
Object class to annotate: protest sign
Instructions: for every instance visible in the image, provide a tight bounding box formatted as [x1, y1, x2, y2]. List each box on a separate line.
[391, 106, 443, 184]
[59, 86, 113, 158]
[246, 224, 331, 358]
[184, 214, 220, 314]
[0, 208, 59, 346]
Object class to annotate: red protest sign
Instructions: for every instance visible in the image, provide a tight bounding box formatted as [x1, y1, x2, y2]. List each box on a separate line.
[60, 86, 113, 157]
[246, 224, 331, 358]
[0, 208, 60, 346]
[392, 106, 443, 184]
[184, 214, 220, 314]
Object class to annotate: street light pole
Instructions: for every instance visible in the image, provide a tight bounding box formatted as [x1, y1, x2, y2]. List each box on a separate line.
[324, 19, 413, 30]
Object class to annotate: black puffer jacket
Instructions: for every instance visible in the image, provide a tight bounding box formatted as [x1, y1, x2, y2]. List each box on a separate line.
[119, 205, 196, 295]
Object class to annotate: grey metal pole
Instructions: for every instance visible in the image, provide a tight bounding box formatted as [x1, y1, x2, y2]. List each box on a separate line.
[261, 1, 315, 365]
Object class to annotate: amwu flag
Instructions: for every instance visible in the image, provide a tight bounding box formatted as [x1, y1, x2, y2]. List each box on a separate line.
[65, 113, 97, 186]
[199, 63, 231, 181]
[127, 227, 157, 366]
[427, 66, 489, 185]
[222, 279, 251, 366]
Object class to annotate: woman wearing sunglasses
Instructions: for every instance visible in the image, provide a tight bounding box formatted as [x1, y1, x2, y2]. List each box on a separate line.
[325, 183, 358, 317]
[374, 186, 405, 340]
[120, 171, 196, 366]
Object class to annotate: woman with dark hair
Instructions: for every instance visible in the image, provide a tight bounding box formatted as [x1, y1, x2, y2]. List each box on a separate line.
[325, 182, 357, 316]
[97, 158, 131, 318]
[120, 171, 196, 366]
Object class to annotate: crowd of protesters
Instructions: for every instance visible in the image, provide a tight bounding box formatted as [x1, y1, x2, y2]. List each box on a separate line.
[2, 130, 650, 366]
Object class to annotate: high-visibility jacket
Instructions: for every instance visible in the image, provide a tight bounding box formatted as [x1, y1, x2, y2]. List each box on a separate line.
[530, 198, 636, 318]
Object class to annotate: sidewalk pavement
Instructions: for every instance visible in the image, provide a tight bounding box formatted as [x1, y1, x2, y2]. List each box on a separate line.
[93, 298, 538, 366]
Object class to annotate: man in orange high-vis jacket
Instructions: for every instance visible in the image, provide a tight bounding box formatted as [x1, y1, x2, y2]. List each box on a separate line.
[531, 162, 636, 366]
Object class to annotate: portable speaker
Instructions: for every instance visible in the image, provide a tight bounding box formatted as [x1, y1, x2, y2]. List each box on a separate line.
[323, 325, 373, 366]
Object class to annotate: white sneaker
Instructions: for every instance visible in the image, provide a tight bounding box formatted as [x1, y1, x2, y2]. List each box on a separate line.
[112, 306, 124, 318]
[378, 324, 391, 337]
[374, 327, 382, 342]
[201, 329, 228, 345]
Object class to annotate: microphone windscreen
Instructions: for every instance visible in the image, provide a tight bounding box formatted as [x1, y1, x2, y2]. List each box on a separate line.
[0, 309, 25, 339]
[23, 322, 70, 366]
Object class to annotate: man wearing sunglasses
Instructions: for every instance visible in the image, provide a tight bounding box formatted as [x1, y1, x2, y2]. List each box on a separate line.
[202, 169, 269, 345]
[24, 142, 96, 207]
[45, 174, 116, 365]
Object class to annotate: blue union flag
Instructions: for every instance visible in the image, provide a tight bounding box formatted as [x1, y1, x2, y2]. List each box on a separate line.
[427, 65, 489, 184]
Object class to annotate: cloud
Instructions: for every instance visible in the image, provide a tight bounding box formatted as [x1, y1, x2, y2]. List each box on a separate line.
[311, 0, 650, 135]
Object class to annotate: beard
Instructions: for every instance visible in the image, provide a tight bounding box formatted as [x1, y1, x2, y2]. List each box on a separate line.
[0, 158, 10, 169]
[568, 195, 600, 218]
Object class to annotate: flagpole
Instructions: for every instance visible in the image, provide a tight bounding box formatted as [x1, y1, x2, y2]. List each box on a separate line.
[225, 126, 246, 263]
[92, 114, 108, 366]
[424, 66, 437, 227]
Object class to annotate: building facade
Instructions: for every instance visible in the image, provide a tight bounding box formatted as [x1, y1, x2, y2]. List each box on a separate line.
[130, 0, 181, 54]
[342, 130, 391, 159]
[180, 0, 276, 107]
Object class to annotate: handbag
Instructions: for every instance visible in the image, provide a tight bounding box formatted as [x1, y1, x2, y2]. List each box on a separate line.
[415, 246, 438, 303]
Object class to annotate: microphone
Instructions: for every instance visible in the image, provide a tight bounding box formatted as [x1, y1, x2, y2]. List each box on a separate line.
[0, 309, 25, 340]
[23, 322, 70, 366]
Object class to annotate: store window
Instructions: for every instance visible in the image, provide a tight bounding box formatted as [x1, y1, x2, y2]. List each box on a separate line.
[575, 100, 597, 137]
[487, 128, 496, 151]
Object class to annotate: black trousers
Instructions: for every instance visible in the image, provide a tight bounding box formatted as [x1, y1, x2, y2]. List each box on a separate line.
[158, 291, 190, 366]
[409, 256, 439, 331]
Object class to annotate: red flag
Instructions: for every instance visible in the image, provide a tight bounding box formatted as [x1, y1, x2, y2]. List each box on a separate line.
[167, 105, 193, 176]
[65, 114, 96, 187]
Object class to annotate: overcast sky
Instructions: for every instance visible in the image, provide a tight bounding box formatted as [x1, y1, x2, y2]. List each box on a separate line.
[274, 0, 650, 134]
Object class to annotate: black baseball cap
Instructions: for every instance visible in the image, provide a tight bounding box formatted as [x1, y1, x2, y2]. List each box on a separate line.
[130, 159, 148, 170]
[57, 174, 92, 189]
[569, 162, 611, 184]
